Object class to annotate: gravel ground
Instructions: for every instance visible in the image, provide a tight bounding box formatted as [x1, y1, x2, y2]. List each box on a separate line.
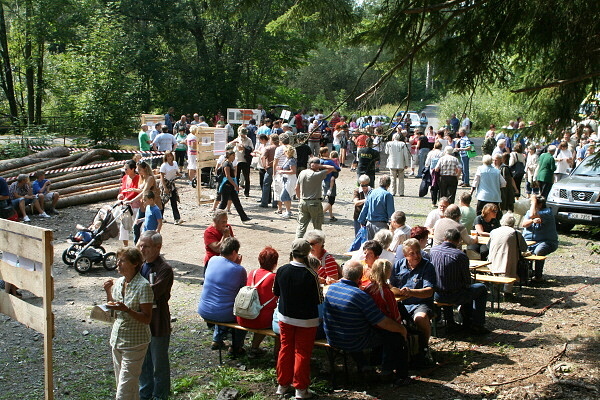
[1, 149, 599, 400]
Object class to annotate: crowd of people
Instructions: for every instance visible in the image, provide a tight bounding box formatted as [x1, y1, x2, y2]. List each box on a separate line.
[2, 106, 597, 399]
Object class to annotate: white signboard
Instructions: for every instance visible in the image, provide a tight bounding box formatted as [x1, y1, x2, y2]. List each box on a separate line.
[280, 109, 292, 121]
[227, 108, 261, 125]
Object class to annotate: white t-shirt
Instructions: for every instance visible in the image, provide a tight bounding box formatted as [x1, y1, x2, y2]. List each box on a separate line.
[160, 161, 179, 181]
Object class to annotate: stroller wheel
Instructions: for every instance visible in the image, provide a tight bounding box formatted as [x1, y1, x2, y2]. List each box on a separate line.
[74, 256, 93, 273]
[62, 244, 82, 266]
[208, 174, 216, 189]
[103, 252, 117, 271]
[191, 178, 197, 188]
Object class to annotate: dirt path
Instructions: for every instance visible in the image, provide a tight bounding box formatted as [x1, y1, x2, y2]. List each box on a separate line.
[1, 158, 598, 400]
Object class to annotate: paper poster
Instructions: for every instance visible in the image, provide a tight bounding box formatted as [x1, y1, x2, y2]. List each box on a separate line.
[213, 128, 227, 155]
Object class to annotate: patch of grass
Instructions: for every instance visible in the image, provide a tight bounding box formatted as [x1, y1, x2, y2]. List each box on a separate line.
[487, 311, 505, 318]
[173, 375, 201, 395]
[492, 342, 515, 354]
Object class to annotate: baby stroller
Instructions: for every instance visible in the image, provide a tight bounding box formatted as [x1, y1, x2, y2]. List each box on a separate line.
[62, 203, 129, 273]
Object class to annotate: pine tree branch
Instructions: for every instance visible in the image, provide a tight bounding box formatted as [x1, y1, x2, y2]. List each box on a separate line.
[511, 72, 600, 93]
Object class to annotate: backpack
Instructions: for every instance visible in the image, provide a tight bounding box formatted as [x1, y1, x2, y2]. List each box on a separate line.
[510, 153, 526, 179]
[233, 270, 275, 320]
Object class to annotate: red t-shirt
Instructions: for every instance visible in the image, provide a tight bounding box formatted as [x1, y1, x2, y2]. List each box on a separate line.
[237, 268, 278, 329]
[355, 134, 368, 148]
[364, 283, 401, 322]
[295, 114, 304, 130]
[119, 174, 141, 208]
[203, 224, 234, 266]
[317, 252, 340, 279]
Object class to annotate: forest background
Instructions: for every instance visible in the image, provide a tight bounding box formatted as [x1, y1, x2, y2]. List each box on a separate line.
[0, 0, 598, 152]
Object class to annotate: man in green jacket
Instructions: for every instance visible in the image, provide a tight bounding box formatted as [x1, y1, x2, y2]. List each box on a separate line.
[535, 145, 556, 198]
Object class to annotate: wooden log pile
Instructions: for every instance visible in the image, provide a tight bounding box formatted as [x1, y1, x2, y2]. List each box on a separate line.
[0, 147, 124, 209]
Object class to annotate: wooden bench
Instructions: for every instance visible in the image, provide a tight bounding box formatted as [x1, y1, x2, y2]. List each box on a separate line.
[474, 274, 517, 311]
[203, 320, 349, 386]
[523, 255, 547, 285]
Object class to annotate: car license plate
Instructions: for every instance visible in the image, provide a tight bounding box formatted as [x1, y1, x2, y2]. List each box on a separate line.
[568, 213, 593, 221]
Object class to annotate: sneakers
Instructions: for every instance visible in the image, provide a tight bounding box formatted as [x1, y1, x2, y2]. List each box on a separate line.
[282, 212, 290, 219]
[295, 388, 314, 399]
[49, 208, 59, 215]
[275, 385, 293, 395]
[329, 216, 338, 222]
[39, 212, 51, 218]
[22, 215, 31, 222]
[175, 219, 184, 225]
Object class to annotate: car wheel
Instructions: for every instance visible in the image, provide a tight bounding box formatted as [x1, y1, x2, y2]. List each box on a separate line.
[103, 252, 117, 271]
[74, 256, 93, 273]
[556, 221, 575, 233]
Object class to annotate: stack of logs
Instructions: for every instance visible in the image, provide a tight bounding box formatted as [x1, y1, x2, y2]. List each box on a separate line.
[0, 146, 125, 209]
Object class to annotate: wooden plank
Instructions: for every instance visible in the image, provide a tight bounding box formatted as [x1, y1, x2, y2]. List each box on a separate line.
[0, 260, 47, 297]
[42, 229, 54, 400]
[474, 274, 517, 284]
[0, 291, 47, 334]
[0, 219, 51, 263]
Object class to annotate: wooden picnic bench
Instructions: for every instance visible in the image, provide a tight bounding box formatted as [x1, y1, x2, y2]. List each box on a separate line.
[202, 319, 349, 386]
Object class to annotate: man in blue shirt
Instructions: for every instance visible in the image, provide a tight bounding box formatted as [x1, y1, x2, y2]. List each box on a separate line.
[390, 239, 436, 364]
[521, 195, 558, 281]
[358, 175, 394, 240]
[32, 170, 60, 214]
[430, 228, 489, 335]
[454, 128, 472, 187]
[323, 260, 411, 385]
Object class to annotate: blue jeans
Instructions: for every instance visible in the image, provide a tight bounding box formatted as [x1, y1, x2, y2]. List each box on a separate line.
[460, 155, 470, 185]
[139, 335, 170, 400]
[353, 219, 361, 236]
[417, 148, 429, 177]
[434, 283, 487, 326]
[260, 168, 276, 207]
[213, 324, 247, 350]
[529, 241, 558, 279]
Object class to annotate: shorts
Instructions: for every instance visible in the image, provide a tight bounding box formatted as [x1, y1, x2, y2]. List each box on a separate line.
[11, 198, 28, 208]
[187, 154, 197, 170]
[40, 192, 56, 201]
[404, 303, 433, 318]
[325, 195, 336, 205]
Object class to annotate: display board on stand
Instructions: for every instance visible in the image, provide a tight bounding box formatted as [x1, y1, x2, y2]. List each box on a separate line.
[0, 219, 54, 399]
[194, 126, 226, 205]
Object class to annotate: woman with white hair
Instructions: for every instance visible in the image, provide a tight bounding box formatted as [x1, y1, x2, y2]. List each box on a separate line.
[488, 212, 528, 296]
[384, 133, 411, 196]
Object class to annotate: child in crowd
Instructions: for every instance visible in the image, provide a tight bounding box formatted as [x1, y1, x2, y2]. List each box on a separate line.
[139, 191, 162, 234]
[459, 191, 476, 231]
[363, 259, 402, 323]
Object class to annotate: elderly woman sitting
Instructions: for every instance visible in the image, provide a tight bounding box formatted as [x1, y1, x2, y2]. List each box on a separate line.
[351, 229, 395, 264]
[432, 204, 477, 247]
[305, 230, 341, 283]
[488, 212, 528, 296]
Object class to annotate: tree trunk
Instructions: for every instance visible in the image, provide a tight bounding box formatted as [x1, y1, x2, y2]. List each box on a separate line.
[55, 187, 120, 209]
[49, 165, 120, 183]
[0, 152, 83, 177]
[0, 4, 18, 122]
[50, 168, 121, 189]
[35, 40, 44, 124]
[0, 147, 71, 172]
[70, 149, 111, 167]
[29, 146, 71, 159]
[25, 0, 34, 124]
[57, 178, 121, 196]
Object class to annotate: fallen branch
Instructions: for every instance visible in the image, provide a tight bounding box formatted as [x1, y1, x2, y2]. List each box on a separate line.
[488, 343, 568, 386]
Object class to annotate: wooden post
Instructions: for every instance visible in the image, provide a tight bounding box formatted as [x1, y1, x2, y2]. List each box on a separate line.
[0, 220, 54, 399]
